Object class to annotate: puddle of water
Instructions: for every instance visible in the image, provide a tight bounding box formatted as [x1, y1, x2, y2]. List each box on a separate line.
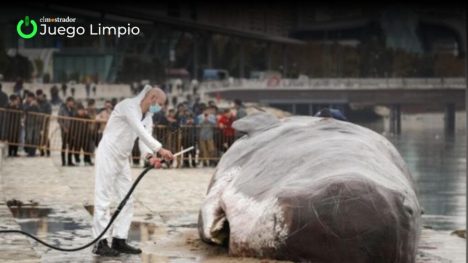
[7, 205, 88, 239]
[128, 221, 157, 242]
[422, 214, 466, 231]
[6, 204, 161, 254]
[8, 206, 52, 219]
[160, 211, 199, 228]
[85, 204, 155, 219]
[85, 204, 159, 242]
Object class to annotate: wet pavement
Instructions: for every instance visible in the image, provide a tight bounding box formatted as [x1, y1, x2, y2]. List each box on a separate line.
[0, 112, 466, 262]
[0, 155, 290, 263]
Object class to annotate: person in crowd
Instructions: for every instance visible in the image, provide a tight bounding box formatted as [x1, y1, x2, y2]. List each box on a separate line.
[23, 93, 42, 157]
[171, 96, 178, 108]
[87, 99, 97, 119]
[186, 94, 193, 109]
[234, 99, 247, 139]
[164, 109, 179, 152]
[50, 84, 61, 105]
[4, 95, 22, 156]
[111, 98, 118, 108]
[58, 97, 76, 166]
[36, 90, 52, 115]
[130, 82, 137, 95]
[70, 84, 76, 97]
[86, 98, 98, 154]
[152, 104, 168, 126]
[95, 100, 113, 145]
[71, 103, 94, 165]
[0, 83, 7, 108]
[208, 100, 218, 114]
[92, 82, 97, 97]
[189, 79, 198, 95]
[0, 83, 8, 141]
[218, 108, 235, 152]
[21, 89, 30, 101]
[192, 97, 203, 117]
[85, 78, 91, 98]
[61, 82, 68, 97]
[234, 98, 247, 119]
[13, 78, 23, 96]
[182, 113, 197, 168]
[176, 103, 191, 125]
[36, 90, 52, 157]
[314, 107, 348, 121]
[197, 105, 217, 167]
[205, 101, 220, 155]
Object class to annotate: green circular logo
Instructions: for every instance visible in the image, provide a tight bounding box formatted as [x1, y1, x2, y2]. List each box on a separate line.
[17, 16, 37, 39]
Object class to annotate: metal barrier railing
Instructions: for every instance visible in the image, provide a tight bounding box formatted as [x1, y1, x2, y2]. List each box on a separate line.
[0, 108, 237, 167]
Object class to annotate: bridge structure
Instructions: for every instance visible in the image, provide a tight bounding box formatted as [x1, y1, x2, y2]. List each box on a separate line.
[202, 78, 466, 134]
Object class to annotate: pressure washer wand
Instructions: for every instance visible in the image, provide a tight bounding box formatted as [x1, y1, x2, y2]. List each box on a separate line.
[0, 146, 195, 252]
[172, 146, 195, 158]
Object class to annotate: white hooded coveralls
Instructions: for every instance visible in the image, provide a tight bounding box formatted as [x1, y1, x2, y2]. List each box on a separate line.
[92, 86, 161, 240]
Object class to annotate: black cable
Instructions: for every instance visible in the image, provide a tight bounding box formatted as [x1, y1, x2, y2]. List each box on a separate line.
[0, 165, 154, 252]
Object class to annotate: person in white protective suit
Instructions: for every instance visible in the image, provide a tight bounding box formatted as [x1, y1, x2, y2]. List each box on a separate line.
[92, 85, 174, 256]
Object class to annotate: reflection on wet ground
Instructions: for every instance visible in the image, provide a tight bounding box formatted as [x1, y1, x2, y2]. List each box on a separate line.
[7, 204, 93, 246]
[391, 130, 465, 231]
[8, 204, 159, 243]
[5, 204, 239, 263]
[9, 206, 52, 219]
[357, 113, 466, 231]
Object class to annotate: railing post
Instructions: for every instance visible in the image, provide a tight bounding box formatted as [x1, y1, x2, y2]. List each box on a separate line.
[444, 103, 456, 134]
[390, 104, 401, 134]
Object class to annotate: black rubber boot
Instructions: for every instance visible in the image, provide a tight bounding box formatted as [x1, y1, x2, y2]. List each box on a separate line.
[92, 239, 120, 257]
[111, 238, 142, 254]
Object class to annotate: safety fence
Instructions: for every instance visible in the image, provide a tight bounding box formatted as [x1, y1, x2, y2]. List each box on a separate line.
[0, 108, 238, 168]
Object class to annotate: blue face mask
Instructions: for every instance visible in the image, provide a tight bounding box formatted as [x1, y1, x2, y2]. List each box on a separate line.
[149, 104, 161, 113]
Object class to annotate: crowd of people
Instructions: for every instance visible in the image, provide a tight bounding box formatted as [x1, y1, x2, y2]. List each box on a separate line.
[57, 97, 113, 166]
[0, 83, 52, 157]
[147, 96, 247, 167]
[0, 82, 249, 168]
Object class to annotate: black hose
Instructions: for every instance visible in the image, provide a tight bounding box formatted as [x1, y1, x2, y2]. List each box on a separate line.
[0, 165, 154, 252]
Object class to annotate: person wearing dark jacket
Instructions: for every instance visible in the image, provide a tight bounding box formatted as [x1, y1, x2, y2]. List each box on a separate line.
[36, 90, 52, 156]
[13, 78, 23, 96]
[71, 103, 94, 165]
[61, 82, 68, 97]
[4, 95, 22, 156]
[314, 107, 348, 121]
[37, 90, 52, 114]
[50, 85, 61, 105]
[182, 114, 197, 168]
[0, 83, 8, 108]
[58, 97, 76, 166]
[0, 83, 9, 140]
[23, 93, 42, 156]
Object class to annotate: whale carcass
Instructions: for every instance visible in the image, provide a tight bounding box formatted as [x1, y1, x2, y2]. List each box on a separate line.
[198, 112, 421, 263]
